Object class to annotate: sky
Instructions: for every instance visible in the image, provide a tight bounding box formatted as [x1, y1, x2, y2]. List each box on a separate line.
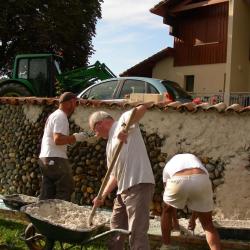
[89, 0, 174, 76]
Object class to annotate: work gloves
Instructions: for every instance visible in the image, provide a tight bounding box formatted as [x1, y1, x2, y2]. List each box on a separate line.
[73, 132, 87, 142]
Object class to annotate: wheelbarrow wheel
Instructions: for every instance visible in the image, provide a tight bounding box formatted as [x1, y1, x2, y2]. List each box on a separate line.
[24, 223, 47, 250]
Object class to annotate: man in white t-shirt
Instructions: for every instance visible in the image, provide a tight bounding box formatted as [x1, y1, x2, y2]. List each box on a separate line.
[39, 92, 86, 201]
[161, 153, 221, 250]
[88, 104, 155, 250]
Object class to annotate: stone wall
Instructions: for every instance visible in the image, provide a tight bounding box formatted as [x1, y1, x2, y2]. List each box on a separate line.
[0, 100, 249, 220]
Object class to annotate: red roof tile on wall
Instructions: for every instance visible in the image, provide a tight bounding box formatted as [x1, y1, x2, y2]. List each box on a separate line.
[1, 97, 250, 114]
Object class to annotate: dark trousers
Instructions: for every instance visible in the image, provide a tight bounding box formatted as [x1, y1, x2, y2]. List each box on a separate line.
[110, 183, 154, 250]
[38, 157, 74, 201]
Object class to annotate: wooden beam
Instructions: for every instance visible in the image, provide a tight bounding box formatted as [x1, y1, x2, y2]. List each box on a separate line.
[170, 0, 229, 13]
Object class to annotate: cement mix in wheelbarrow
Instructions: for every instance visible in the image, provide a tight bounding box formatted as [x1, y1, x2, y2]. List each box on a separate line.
[23, 199, 109, 230]
[2, 194, 38, 210]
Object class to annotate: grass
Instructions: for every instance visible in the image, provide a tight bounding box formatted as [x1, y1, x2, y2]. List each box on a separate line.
[0, 218, 27, 249]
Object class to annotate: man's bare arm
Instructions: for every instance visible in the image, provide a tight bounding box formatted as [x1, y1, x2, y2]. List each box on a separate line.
[53, 133, 76, 145]
[92, 175, 117, 207]
[130, 102, 154, 125]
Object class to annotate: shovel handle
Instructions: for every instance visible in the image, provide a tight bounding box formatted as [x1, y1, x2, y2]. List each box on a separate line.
[88, 108, 137, 226]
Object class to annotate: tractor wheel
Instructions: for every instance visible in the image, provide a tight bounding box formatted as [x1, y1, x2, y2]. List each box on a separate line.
[0, 82, 32, 97]
[24, 223, 47, 250]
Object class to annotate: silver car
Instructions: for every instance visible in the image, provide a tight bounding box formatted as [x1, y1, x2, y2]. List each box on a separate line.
[77, 77, 192, 103]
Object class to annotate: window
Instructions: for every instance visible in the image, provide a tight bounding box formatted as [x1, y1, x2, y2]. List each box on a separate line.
[17, 59, 28, 79]
[29, 58, 48, 81]
[185, 75, 194, 92]
[148, 84, 159, 94]
[119, 80, 146, 98]
[29, 58, 48, 96]
[86, 80, 118, 100]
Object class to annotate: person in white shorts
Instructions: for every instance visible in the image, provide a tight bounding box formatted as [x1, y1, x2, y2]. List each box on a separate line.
[161, 153, 221, 250]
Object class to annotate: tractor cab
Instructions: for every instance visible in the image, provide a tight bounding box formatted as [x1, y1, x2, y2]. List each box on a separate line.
[12, 54, 61, 97]
[0, 53, 115, 97]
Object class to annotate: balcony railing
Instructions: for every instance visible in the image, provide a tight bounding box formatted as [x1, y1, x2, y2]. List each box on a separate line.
[190, 92, 250, 107]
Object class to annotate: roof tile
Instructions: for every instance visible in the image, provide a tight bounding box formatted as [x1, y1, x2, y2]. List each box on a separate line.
[0, 97, 250, 114]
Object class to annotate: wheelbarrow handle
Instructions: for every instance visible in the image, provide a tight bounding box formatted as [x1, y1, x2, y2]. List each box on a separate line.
[88, 108, 137, 226]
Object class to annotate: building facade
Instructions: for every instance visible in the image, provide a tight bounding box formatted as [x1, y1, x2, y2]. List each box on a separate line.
[121, 0, 250, 105]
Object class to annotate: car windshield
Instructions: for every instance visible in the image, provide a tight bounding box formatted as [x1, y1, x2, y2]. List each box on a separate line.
[161, 81, 192, 99]
[82, 80, 118, 99]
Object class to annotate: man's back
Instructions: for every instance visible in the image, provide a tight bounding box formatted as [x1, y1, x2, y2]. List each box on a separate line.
[39, 109, 69, 159]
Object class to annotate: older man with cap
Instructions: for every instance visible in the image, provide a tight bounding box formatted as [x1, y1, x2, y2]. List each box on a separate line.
[89, 104, 155, 250]
[38, 92, 86, 201]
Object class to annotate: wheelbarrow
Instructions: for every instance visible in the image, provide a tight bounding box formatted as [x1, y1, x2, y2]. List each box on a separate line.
[21, 199, 130, 250]
[2, 194, 38, 210]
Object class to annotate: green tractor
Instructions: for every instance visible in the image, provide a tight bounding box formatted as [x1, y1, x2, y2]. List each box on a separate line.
[0, 53, 116, 97]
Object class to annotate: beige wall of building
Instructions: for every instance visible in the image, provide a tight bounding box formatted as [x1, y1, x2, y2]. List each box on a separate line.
[152, 57, 226, 93]
[152, 0, 250, 101]
[227, 0, 250, 92]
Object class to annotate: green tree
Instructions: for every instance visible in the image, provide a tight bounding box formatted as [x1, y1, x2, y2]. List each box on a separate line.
[0, 0, 103, 76]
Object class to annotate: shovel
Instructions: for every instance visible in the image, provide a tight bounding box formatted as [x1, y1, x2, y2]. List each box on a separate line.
[88, 108, 137, 226]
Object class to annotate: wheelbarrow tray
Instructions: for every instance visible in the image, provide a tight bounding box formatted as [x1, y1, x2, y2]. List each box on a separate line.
[21, 199, 108, 244]
[215, 220, 250, 241]
[24, 214, 106, 243]
[2, 194, 38, 210]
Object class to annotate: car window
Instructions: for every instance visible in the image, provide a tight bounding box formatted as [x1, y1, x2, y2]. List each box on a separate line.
[148, 84, 159, 94]
[82, 80, 118, 99]
[161, 81, 192, 99]
[118, 80, 146, 98]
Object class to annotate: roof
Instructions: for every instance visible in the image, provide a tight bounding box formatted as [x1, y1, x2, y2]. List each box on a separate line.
[150, 0, 180, 17]
[150, 0, 230, 18]
[1, 96, 250, 114]
[120, 47, 174, 77]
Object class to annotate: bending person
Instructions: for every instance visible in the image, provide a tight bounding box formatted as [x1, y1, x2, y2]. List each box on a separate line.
[161, 153, 221, 250]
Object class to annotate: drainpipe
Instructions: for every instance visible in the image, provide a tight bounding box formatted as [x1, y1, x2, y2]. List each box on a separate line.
[224, 0, 235, 106]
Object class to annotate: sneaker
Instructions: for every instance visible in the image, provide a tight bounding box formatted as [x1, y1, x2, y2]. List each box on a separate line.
[160, 244, 179, 250]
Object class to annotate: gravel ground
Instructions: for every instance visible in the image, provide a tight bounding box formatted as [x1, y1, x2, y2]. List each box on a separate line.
[148, 216, 204, 236]
[148, 215, 250, 236]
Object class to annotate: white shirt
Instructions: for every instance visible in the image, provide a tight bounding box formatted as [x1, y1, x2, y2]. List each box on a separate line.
[163, 153, 208, 182]
[106, 109, 155, 194]
[39, 109, 69, 159]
